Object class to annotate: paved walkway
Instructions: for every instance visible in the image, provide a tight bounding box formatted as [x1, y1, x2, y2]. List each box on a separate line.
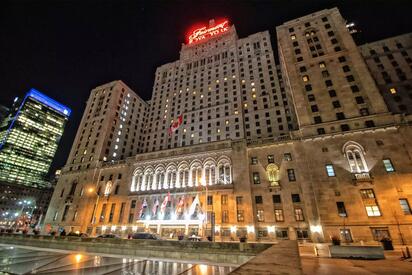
[301, 255, 412, 274]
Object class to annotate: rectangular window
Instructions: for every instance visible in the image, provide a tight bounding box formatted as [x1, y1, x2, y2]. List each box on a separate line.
[272, 194, 281, 204]
[340, 229, 353, 242]
[128, 213, 134, 224]
[291, 194, 301, 203]
[255, 196, 263, 204]
[61, 205, 70, 222]
[274, 209, 284, 222]
[257, 209, 265, 222]
[267, 155, 275, 163]
[284, 153, 292, 161]
[399, 199, 412, 215]
[99, 203, 107, 222]
[296, 229, 309, 239]
[287, 169, 296, 181]
[294, 208, 305, 221]
[221, 195, 228, 205]
[236, 196, 243, 205]
[251, 157, 258, 165]
[383, 159, 395, 172]
[360, 189, 381, 216]
[365, 205, 381, 217]
[207, 195, 213, 205]
[276, 228, 289, 239]
[222, 210, 229, 223]
[326, 164, 336, 177]
[118, 202, 126, 223]
[108, 203, 116, 222]
[253, 172, 261, 184]
[360, 189, 376, 199]
[237, 210, 244, 222]
[371, 227, 390, 241]
[336, 202, 347, 217]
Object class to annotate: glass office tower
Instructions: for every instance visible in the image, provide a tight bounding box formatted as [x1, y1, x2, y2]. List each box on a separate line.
[0, 89, 71, 188]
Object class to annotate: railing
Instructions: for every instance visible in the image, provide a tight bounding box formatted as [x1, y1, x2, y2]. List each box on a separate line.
[353, 172, 373, 184]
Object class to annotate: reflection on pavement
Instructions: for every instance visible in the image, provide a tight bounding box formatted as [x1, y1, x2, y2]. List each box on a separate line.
[0, 246, 236, 274]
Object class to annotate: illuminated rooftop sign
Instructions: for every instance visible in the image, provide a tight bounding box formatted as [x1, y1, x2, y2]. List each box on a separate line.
[188, 20, 230, 44]
[27, 88, 72, 117]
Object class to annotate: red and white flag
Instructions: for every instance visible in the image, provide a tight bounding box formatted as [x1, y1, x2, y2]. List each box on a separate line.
[160, 192, 171, 214]
[138, 199, 148, 219]
[152, 198, 159, 216]
[168, 115, 183, 136]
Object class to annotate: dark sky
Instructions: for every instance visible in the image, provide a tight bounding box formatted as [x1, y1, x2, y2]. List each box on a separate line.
[1, 0, 411, 175]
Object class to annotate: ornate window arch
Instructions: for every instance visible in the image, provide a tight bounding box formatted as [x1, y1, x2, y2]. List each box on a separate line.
[343, 141, 369, 173]
[177, 162, 189, 188]
[165, 164, 177, 189]
[142, 167, 154, 191]
[190, 161, 203, 186]
[266, 164, 280, 186]
[204, 159, 217, 186]
[217, 156, 232, 184]
[131, 168, 143, 192]
[155, 166, 165, 190]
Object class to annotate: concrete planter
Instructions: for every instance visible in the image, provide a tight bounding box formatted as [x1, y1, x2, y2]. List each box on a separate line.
[329, 245, 385, 259]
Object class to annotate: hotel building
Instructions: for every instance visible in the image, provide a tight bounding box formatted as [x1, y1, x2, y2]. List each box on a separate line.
[360, 33, 412, 114]
[44, 8, 412, 244]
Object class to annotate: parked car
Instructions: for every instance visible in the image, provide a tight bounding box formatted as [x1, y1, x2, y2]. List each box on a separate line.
[131, 232, 159, 240]
[67, 231, 88, 237]
[97, 234, 120, 239]
[188, 235, 202, 242]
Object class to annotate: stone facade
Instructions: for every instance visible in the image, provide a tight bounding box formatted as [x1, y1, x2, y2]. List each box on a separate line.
[44, 8, 412, 245]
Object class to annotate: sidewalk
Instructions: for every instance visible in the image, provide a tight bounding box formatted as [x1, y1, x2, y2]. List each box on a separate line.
[299, 243, 412, 274]
[301, 256, 412, 274]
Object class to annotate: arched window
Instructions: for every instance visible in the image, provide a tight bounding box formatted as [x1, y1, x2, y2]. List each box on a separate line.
[217, 157, 232, 184]
[191, 163, 203, 186]
[177, 163, 189, 188]
[131, 168, 143, 192]
[266, 164, 280, 186]
[157, 172, 165, 190]
[343, 141, 369, 173]
[167, 170, 176, 189]
[204, 164, 216, 185]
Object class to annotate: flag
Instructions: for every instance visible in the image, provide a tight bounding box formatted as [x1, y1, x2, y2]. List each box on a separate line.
[138, 199, 148, 219]
[168, 115, 183, 136]
[188, 195, 200, 217]
[175, 196, 185, 214]
[152, 198, 159, 216]
[160, 192, 170, 214]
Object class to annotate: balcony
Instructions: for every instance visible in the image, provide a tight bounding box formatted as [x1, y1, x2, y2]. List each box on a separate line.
[352, 172, 373, 184]
[268, 181, 281, 192]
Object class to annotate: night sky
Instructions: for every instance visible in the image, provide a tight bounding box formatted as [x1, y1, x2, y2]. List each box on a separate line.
[1, 0, 411, 175]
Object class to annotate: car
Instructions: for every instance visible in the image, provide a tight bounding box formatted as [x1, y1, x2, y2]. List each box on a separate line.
[188, 235, 202, 242]
[97, 234, 120, 239]
[67, 232, 88, 237]
[131, 232, 159, 240]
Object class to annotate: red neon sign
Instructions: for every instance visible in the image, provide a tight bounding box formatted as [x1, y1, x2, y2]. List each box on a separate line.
[188, 20, 230, 44]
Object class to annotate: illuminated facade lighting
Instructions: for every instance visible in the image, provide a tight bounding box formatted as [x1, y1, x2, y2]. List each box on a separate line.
[0, 89, 71, 188]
